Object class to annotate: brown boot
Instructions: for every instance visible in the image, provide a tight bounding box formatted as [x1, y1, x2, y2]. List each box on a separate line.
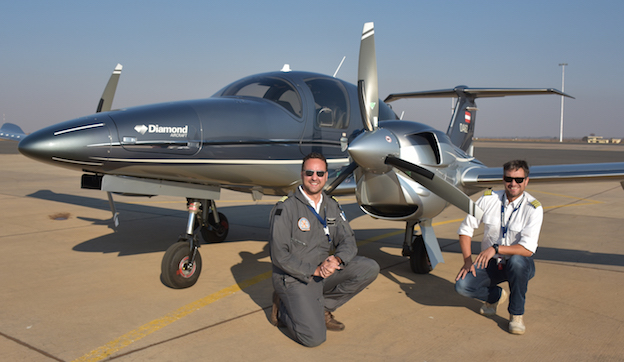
[325, 311, 345, 331]
[270, 291, 280, 326]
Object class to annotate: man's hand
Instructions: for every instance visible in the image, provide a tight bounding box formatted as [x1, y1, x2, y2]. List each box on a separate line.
[314, 256, 342, 278]
[456, 234, 476, 281]
[455, 260, 476, 281]
[474, 246, 496, 270]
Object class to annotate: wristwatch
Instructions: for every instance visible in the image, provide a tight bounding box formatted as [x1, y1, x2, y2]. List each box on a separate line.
[492, 244, 499, 254]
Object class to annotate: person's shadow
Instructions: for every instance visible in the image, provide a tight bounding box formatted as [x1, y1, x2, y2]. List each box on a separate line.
[380, 253, 510, 332]
[229, 243, 274, 318]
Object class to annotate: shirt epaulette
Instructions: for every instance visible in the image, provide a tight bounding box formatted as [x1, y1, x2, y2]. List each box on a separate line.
[279, 196, 289, 203]
[331, 196, 348, 221]
[484, 189, 493, 196]
[529, 199, 541, 209]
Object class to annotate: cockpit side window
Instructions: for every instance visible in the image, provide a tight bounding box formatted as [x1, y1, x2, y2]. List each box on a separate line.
[304, 78, 350, 129]
[221, 77, 302, 117]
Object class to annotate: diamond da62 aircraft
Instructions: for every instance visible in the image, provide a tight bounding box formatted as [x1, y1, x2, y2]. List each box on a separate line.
[18, 23, 624, 289]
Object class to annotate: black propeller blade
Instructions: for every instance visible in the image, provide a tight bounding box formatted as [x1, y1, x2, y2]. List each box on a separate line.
[325, 161, 358, 195]
[385, 156, 483, 219]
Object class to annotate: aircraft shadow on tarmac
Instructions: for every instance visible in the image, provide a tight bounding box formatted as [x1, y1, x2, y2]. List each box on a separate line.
[27, 189, 367, 256]
[441, 238, 624, 268]
[27, 188, 623, 304]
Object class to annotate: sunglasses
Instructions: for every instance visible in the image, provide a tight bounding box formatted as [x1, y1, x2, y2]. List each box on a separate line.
[304, 170, 326, 177]
[504, 176, 525, 183]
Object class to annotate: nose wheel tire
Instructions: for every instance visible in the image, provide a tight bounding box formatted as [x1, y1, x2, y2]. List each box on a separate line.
[161, 241, 202, 289]
[409, 235, 432, 274]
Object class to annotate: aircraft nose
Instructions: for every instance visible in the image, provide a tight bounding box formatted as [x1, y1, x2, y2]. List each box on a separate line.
[18, 116, 114, 171]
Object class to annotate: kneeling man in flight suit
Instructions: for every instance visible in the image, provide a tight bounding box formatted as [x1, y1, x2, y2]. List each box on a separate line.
[269, 152, 379, 347]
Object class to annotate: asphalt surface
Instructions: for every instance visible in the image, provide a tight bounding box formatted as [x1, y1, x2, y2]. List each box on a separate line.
[1, 140, 623, 361]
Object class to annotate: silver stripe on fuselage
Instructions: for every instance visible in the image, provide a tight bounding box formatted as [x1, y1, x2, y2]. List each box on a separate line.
[52, 157, 104, 166]
[89, 157, 349, 165]
[54, 123, 105, 136]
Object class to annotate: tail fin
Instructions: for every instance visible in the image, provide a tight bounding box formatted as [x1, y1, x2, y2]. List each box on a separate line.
[384, 87, 573, 152]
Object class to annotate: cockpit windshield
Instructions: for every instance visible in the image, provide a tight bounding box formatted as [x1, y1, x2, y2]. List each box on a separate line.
[219, 76, 303, 118]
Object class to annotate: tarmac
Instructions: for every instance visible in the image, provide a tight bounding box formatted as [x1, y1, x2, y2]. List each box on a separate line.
[1, 140, 623, 361]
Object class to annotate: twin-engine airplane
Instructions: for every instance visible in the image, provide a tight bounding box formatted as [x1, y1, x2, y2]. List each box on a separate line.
[17, 23, 624, 289]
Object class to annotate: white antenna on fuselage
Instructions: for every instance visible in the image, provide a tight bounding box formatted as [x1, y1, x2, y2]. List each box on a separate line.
[333, 56, 346, 78]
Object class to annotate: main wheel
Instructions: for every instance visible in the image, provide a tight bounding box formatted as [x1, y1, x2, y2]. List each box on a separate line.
[409, 235, 431, 274]
[161, 242, 202, 289]
[198, 212, 229, 243]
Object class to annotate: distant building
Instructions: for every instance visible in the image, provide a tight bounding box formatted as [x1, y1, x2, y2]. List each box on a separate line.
[582, 136, 621, 144]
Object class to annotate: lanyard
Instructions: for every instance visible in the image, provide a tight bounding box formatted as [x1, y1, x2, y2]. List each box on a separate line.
[307, 205, 332, 243]
[500, 194, 524, 239]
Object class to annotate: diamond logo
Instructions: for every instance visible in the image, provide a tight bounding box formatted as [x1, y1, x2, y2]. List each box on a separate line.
[134, 125, 148, 135]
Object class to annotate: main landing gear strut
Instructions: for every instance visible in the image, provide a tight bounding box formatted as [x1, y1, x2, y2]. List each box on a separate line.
[402, 220, 432, 274]
[161, 199, 229, 289]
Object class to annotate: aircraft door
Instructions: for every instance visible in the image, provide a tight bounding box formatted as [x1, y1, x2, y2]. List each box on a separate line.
[110, 102, 202, 156]
[303, 77, 350, 158]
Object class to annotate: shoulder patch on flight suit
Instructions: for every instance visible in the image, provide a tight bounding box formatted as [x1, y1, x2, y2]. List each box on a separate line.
[529, 199, 542, 208]
[484, 189, 493, 196]
[274, 196, 288, 216]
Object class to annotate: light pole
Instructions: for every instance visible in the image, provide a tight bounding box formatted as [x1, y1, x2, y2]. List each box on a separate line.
[559, 63, 568, 142]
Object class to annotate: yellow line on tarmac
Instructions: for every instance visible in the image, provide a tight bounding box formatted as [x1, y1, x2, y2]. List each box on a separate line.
[71, 196, 592, 362]
[72, 223, 402, 362]
[72, 271, 272, 362]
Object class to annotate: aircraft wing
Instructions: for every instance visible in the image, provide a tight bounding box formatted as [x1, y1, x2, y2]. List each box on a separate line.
[461, 162, 624, 188]
[384, 87, 574, 103]
[0, 123, 27, 141]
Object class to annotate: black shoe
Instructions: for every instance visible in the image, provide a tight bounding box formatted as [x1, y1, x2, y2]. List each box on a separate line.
[325, 311, 345, 331]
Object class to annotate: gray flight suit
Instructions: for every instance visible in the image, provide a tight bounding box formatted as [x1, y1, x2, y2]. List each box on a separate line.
[269, 187, 379, 347]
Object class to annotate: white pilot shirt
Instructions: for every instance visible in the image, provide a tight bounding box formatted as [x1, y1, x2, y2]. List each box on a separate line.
[457, 189, 543, 255]
[299, 185, 323, 213]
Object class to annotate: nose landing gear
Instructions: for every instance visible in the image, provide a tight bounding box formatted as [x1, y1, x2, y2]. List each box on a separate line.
[161, 199, 229, 289]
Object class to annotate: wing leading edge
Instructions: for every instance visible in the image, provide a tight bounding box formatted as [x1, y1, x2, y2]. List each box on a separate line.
[462, 163, 624, 188]
[384, 87, 575, 103]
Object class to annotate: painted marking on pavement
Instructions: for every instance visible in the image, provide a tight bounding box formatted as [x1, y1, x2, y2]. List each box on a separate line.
[72, 197, 592, 361]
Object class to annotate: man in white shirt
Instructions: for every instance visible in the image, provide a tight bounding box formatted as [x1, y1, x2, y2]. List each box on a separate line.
[455, 160, 543, 335]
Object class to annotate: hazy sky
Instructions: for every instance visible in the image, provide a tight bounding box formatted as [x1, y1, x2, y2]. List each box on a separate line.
[1, 0, 622, 138]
